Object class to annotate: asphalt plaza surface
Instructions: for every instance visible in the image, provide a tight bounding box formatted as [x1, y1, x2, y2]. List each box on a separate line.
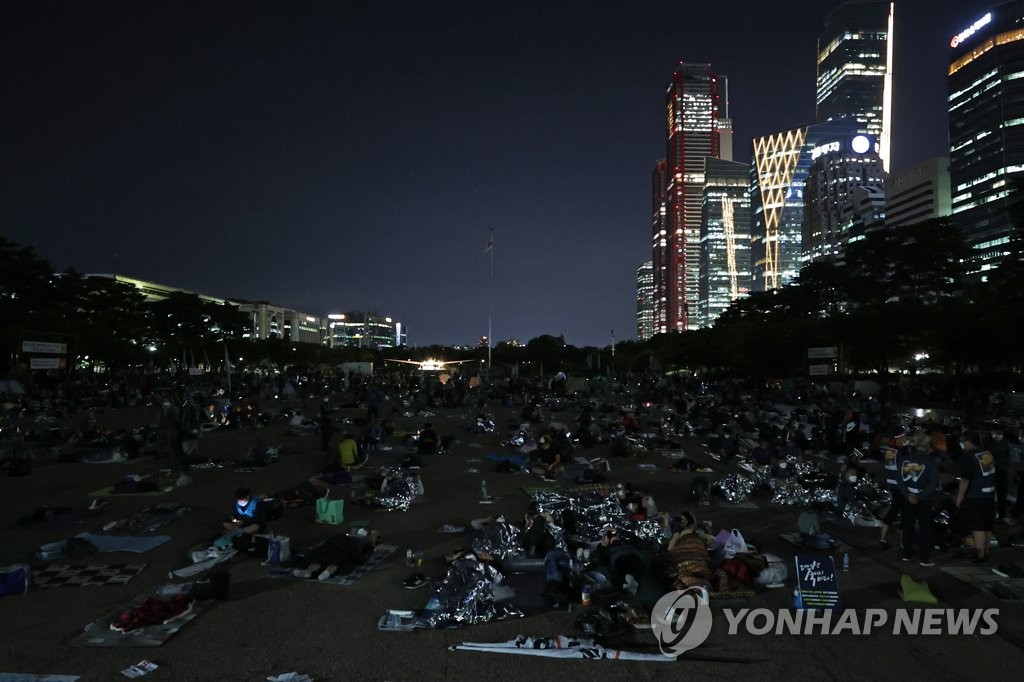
[1, 398, 1023, 681]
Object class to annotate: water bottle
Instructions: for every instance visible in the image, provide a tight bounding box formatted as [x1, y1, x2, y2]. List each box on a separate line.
[842, 552, 850, 572]
[481, 479, 490, 500]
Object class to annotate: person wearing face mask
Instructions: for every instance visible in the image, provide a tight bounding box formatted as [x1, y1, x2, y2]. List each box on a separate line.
[877, 433, 906, 548]
[224, 487, 269, 535]
[985, 429, 1015, 525]
[834, 463, 865, 522]
[897, 433, 941, 567]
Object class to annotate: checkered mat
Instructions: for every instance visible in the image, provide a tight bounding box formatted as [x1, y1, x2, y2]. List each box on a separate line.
[32, 563, 147, 589]
[268, 544, 398, 586]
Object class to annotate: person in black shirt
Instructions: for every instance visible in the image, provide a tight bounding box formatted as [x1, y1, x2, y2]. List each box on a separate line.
[955, 431, 997, 563]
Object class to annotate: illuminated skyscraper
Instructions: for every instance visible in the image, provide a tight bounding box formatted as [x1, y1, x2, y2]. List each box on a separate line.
[699, 158, 751, 327]
[803, 135, 886, 263]
[653, 64, 726, 332]
[816, 1, 894, 171]
[948, 4, 1024, 274]
[650, 160, 669, 334]
[636, 261, 655, 341]
[751, 120, 859, 291]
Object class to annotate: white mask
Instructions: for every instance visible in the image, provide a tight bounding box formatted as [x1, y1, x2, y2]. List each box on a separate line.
[847, 475, 858, 483]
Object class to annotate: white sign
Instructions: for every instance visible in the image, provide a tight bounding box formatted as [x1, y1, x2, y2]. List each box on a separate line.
[30, 357, 65, 370]
[809, 364, 832, 376]
[951, 12, 992, 48]
[807, 347, 838, 359]
[22, 340, 67, 354]
[851, 135, 870, 154]
[810, 141, 841, 160]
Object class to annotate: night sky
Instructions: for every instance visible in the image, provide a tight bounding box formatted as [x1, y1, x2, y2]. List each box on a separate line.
[1, 0, 994, 347]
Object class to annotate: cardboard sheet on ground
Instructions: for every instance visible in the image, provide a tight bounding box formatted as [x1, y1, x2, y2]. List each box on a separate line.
[521, 483, 613, 497]
[38, 533, 172, 561]
[32, 563, 147, 589]
[69, 588, 209, 647]
[941, 565, 1024, 603]
[268, 544, 397, 586]
[454, 634, 675, 661]
[485, 454, 528, 468]
[89, 486, 168, 498]
[778, 531, 845, 551]
[168, 549, 237, 578]
[106, 504, 189, 533]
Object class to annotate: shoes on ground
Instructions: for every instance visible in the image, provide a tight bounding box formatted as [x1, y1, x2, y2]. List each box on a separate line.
[403, 573, 428, 589]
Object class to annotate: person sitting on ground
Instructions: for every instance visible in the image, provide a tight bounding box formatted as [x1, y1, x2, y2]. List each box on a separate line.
[658, 515, 712, 592]
[529, 435, 563, 481]
[417, 423, 439, 456]
[619, 410, 641, 434]
[224, 487, 269, 535]
[750, 437, 777, 466]
[362, 419, 384, 453]
[337, 432, 364, 469]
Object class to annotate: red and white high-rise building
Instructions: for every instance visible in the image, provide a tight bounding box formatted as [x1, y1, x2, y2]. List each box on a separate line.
[652, 63, 727, 333]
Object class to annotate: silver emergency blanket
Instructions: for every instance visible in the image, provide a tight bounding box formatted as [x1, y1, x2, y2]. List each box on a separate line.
[472, 517, 526, 559]
[530, 491, 664, 543]
[751, 464, 777, 490]
[365, 468, 422, 511]
[424, 557, 522, 628]
[712, 473, 754, 503]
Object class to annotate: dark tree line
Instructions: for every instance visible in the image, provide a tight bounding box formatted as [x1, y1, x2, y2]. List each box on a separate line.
[4, 209, 1023, 383]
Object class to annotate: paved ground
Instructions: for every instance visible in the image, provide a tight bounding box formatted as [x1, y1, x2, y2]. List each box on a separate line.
[1, 398, 1022, 681]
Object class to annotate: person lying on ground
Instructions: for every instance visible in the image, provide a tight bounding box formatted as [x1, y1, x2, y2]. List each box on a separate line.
[588, 528, 646, 597]
[291, 528, 381, 580]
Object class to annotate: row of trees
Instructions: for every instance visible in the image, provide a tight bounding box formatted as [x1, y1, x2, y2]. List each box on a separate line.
[3, 212, 1023, 382]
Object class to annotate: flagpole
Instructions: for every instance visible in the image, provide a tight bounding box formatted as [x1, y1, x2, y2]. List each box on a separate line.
[487, 228, 494, 370]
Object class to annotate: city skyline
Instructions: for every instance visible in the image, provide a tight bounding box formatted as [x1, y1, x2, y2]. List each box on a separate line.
[2, 0, 993, 346]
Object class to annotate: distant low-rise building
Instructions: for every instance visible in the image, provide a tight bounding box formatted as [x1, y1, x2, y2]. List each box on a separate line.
[327, 312, 406, 349]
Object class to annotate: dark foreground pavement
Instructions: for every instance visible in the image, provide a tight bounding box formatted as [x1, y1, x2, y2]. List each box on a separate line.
[1, 399, 1022, 681]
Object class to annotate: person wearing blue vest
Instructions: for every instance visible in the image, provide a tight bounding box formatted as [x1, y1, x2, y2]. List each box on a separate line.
[877, 431, 907, 549]
[897, 433, 941, 567]
[955, 431, 997, 564]
[224, 487, 268, 535]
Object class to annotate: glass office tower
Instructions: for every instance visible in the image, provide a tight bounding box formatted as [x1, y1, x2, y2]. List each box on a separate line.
[816, 1, 894, 171]
[949, 3, 1024, 274]
[700, 158, 752, 327]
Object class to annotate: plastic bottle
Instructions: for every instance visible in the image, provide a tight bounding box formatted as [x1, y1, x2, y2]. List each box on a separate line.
[481, 479, 490, 500]
[842, 552, 850, 572]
